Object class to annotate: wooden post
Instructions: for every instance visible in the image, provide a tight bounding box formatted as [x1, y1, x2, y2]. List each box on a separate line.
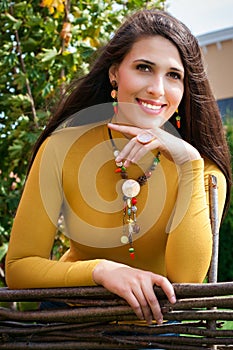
[208, 175, 219, 350]
[208, 174, 219, 284]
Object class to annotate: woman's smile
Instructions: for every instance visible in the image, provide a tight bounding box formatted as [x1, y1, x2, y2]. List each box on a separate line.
[136, 98, 167, 114]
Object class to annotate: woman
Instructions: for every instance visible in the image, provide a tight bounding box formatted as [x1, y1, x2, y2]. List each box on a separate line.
[6, 9, 231, 327]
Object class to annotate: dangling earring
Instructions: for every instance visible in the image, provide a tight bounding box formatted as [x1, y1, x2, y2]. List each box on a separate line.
[111, 80, 118, 115]
[176, 108, 181, 128]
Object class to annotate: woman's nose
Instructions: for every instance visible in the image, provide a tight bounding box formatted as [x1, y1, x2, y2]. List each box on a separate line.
[146, 76, 165, 97]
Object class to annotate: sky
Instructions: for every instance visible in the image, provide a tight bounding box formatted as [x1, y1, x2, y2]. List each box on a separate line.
[167, 0, 233, 36]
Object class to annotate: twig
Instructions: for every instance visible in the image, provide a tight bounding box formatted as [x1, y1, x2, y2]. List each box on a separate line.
[1, 282, 233, 301]
[9, 6, 38, 128]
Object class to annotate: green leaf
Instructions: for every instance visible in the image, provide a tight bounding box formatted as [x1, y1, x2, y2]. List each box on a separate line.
[0, 243, 8, 261]
[4, 12, 19, 23]
[22, 38, 40, 51]
[14, 1, 28, 10]
[38, 47, 59, 62]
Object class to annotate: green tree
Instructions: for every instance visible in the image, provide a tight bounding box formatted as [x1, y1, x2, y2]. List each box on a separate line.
[0, 0, 165, 285]
[218, 114, 233, 282]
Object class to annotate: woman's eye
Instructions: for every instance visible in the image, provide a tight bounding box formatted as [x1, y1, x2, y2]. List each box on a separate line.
[136, 64, 151, 72]
[168, 71, 182, 80]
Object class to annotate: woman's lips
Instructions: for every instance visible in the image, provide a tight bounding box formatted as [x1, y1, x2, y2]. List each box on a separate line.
[136, 98, 166, 113]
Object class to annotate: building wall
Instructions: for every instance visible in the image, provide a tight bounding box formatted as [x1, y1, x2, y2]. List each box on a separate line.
[201, 39, 233, 100]
[197, 28, 233, 116]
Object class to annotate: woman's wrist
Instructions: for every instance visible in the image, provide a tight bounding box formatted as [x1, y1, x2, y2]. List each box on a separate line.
[92, 260, 130, 285]
[92, 260, 107, 285]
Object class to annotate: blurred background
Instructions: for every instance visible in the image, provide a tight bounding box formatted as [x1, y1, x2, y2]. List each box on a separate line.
[168, 0, 233, 118]
[0, 0, 232, 287]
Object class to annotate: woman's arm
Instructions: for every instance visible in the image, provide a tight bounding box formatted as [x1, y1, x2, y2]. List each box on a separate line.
[165, 158, 226, 282]
[107, 123, 227, 283]
[5, 138, 102, 289]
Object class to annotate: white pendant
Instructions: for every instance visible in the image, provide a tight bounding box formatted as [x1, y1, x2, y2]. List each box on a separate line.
[122, 179, 140, 198]
[121, 235, 129, 244]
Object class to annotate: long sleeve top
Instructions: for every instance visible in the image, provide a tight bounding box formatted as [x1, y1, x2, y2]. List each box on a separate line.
[6, 122, 227, 289]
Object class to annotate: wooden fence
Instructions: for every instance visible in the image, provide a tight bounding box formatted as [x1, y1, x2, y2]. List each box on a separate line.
[0, 282, 233, 349]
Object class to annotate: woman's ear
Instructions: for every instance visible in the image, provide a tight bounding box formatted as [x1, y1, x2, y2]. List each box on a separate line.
[109, 64, 118, 84]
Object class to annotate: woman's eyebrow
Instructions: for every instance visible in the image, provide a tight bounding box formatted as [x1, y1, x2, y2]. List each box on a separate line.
[170, 66, 184, 73]
[133, 59, 155, 65]
[133, 59, 184, 74]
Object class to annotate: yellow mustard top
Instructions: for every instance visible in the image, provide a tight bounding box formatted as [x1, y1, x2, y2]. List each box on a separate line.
[6, 122, 227, 289]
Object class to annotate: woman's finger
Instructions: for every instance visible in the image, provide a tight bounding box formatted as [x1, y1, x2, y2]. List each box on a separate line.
[137, 276, 164, 324]
[153, 275, 176, 305]
[124, 291, 144, 321]
[113, 136, 160, 166]
[114, 137, 139, 162]
[108, 123, 141, 137]
[131, 286, 154, 324]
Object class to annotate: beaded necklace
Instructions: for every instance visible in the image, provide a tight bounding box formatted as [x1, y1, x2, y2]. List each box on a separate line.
[108, 128, 160, 259]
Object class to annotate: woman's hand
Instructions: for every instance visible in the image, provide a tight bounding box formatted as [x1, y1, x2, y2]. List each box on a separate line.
[92, 260, 176, 325]
[108, 123, 201, 167]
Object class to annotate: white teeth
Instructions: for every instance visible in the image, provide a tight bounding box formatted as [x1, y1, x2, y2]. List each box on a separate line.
[141, 101, 162, 110]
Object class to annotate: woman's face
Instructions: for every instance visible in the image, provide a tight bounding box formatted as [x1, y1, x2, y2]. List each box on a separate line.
[109, 35, 184, 129]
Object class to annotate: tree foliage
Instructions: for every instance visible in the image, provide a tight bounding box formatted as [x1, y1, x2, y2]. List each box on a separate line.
[0, 0, 165, 284]
[218, 114, 233, 282]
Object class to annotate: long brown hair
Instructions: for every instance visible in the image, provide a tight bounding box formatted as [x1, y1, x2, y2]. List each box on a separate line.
[29, 9, 232, 217]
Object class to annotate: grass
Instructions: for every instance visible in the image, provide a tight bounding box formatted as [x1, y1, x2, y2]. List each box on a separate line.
[222, 321, 233, 330]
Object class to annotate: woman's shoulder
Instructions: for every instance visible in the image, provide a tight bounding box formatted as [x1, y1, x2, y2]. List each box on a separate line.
[34, 121, 108, 167]
[44, 121, 106, 149]
[203, 157, 224, 175]
[203, 157, 227, 187]
[51, 122, 102, 139]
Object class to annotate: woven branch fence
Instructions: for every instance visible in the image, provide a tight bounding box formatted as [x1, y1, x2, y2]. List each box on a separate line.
[0, 282, 233, 350]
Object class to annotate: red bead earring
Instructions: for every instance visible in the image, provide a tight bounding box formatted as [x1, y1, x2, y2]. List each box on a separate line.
[111, 80, 118, 114]
[176, 109, 181, 128]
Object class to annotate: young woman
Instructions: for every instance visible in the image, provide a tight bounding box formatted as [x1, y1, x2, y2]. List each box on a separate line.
[6, 9, 231, 326]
